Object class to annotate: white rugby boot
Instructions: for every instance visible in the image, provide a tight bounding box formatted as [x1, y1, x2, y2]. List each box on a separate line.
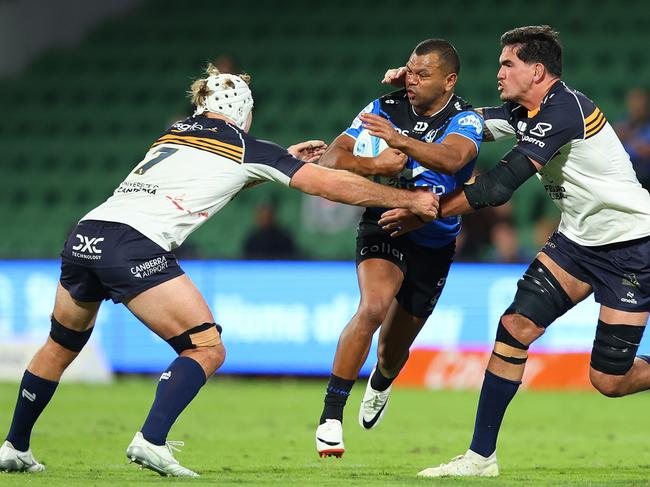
[358, 370, 391, 429]
[0, 440, 45, 473]
[417, 449, 499, 478]
[315, 419, 345, 458]
[126, 432, 199, 477]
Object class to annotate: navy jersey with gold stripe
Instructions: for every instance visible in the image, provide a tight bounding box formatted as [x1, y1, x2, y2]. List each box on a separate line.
[83, 115, 305, 250]
[483, 80, 650, 246]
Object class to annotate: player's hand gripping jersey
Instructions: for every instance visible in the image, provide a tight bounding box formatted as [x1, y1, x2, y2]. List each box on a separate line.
[83, 116, 305, 250]
[484, 80, 650, 246]
[345, 89, 482, 249]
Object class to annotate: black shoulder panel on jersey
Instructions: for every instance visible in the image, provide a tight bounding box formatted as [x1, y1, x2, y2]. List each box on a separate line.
[242, 135, 305, 178]
[464, 149, 537, 209]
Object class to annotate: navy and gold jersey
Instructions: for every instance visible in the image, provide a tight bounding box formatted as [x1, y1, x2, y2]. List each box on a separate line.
[83, 115, 304, 250]
[345, 90, 483, 249]
[484, 80, 650, 246]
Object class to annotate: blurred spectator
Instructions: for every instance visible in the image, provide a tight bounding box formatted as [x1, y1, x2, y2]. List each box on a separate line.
[615, 87, 650, 190]
[243, 201, 300, 260]
[486, 217, 528, 263]
[456, 203, 514, 261]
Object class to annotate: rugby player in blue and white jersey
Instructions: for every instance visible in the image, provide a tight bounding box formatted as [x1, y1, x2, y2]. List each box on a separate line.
[314, 39, 483, 457]
[382, 26, 650, 478]
[0, 64, 439, 477]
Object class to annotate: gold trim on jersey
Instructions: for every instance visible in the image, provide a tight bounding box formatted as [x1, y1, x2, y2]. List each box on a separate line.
[585, 108, 607, 139]
[152, 134, 243, 163]
[527, 107, 540, 118]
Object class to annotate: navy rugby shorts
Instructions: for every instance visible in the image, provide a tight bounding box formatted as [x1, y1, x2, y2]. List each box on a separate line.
[356, 219, 455, 318]
[60, 220, 184, 303]
[542, 231, 650, 312]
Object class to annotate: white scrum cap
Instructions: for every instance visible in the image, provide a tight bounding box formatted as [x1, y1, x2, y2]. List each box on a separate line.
[194, 73, 254, 130]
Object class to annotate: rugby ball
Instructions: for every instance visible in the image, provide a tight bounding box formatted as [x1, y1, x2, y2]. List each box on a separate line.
[352, 128, 389, 158]
[352, 128, 393, 184]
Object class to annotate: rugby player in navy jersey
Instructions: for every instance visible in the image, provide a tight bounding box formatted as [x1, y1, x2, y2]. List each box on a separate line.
[314, 39, 483, 457]
[0, 64, 440, 477]
[381, 26, 650, 477]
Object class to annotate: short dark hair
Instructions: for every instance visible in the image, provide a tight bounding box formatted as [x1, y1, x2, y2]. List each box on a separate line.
[500, 25, 562, 77]
[413, 39, 460, 76]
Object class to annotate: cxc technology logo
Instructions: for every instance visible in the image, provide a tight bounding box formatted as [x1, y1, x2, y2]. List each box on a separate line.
[71, 234, 104, 260]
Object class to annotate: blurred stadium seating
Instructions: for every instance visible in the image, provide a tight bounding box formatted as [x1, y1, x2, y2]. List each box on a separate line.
[1, 0, 648, 258]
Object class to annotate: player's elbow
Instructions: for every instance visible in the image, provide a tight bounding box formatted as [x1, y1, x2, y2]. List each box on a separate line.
[464, 181, 513, 209]
[290, 164, 330, 197]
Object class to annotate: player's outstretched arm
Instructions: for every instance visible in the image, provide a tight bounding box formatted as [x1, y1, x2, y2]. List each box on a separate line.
[380, 151, 541, 237]
[290, 163, 439, 221]
[319, 134, 406, 177]
[359, 113, 478, 174]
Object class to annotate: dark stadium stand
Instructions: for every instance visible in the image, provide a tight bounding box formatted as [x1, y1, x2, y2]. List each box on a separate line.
[1, 0, 647, 258]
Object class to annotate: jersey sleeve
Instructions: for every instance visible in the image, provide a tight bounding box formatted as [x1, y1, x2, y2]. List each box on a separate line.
[343, 99, 381, 139]
[440, 111, 484, 153]
[514, 102, 584, 164]
[242, 136, 305, 186]
[483, 104, 517, 141]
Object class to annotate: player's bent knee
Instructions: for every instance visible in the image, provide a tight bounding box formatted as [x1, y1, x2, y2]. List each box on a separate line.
[589, 368, 630, 397]
[492, 318, 529, 365]
[590, 320, 644, 376]
[49, 315, 93, 353]
[166, 322, 223, 355]
[357, 301, 391, 329]
[504, 259, 574, 328]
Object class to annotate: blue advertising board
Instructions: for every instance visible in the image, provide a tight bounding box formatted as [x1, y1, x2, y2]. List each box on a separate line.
[0, 260, 641, 375]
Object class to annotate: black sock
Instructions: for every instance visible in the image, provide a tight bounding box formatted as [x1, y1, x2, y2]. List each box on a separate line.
[469, 370, 520, 458]
[370, 365, 395, 392]
[319, 374, 355, 424]
[6, 370, 58, 451]
[141, 356, 206, 445]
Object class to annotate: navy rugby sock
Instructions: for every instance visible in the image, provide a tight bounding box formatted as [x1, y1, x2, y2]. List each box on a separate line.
[469, 370, 520, 458]
[370, 365, 395, 392]
[320, 374, 355, 424]
[6, 370, 58, 451]
[141, 356, 206, 446]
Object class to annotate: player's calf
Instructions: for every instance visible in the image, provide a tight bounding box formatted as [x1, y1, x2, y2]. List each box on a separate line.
[139, 323, 222, 448]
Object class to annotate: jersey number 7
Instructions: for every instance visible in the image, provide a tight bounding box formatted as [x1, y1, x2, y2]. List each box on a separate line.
[133, 147, 179, 175]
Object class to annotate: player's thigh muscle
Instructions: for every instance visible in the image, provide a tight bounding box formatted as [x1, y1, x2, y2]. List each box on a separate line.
[357, 259, 404, 303]
[52, 282, 101, 332]
[599, 306, 649, 326]
[124, 274, 214, 340]
[537, 252, 592, 303]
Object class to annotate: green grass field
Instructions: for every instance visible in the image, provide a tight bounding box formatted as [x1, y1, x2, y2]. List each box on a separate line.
[1, 378, 650, 486]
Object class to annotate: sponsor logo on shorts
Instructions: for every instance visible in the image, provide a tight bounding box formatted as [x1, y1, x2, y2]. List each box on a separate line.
[623, 273, 641, 288]
[71, 234, 104, 260]
[621, 291, 638, 305]
[131, 256, 169, 279]
[360, 242, 404, 261]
